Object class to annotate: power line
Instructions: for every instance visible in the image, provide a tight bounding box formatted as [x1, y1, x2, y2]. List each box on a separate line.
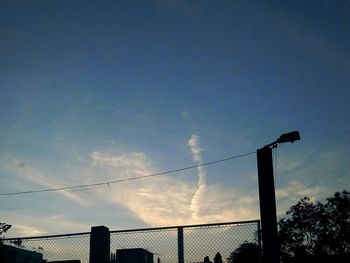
[0, 151, 256, 196]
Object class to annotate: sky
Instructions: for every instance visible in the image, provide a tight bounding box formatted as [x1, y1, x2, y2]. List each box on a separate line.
[0, 0, 349, 238]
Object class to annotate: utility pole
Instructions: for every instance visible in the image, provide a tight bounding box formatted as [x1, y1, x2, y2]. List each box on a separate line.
[257, 146, 280, 263]
[257, 131, 300, 263]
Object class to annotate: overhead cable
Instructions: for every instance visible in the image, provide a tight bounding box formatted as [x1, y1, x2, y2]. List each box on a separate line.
[0, 151, 256, 196]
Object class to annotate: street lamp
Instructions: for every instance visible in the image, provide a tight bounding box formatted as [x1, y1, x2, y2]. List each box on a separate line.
[265, 131, 301, 148]
[257, 131, 300, 263]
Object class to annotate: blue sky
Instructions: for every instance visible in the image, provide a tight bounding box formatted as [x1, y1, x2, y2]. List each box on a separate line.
[1, 0, 349, 237]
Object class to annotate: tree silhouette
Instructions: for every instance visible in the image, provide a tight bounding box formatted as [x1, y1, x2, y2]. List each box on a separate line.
[0, 223, 11, 236]
[213, 252, 223, 263]
[0, 223, 11, 242]
[11, 239, 23, 247]
[279, 190, 350, 261]
[227, 242, 260, 263]
[203, 255, 212, 263]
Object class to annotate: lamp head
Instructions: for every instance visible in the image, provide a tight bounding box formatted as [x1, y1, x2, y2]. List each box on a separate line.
[276, 131, 300, 144]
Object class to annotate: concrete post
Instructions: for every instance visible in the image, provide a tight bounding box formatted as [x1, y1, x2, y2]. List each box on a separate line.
[89, 226, 110, 263]
[257, 147, 280, 263]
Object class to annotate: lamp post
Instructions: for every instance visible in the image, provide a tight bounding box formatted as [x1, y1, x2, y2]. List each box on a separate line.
[257, 131, 300, 263]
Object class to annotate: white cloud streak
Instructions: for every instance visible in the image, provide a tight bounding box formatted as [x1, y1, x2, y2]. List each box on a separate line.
[276, 180, 325, 216]
[1, 211, 91, 237]
[89, 151, 194, 226]
[187, 134, 207, 220]
[88, 135, 260, 226]
[12, 224, 44, 236]
[3, 159, 90, 206]
[2, 145, 259, 230]
[276, 180, 324, 201]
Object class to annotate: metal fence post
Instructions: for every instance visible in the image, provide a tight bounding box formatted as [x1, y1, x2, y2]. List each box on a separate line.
[89, 225, 110, 263]
[177, 227, 184, 263]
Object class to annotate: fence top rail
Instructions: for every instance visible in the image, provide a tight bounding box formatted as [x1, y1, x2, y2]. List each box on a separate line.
[1, 231, 91, 241]
[1, 219, 260, 241]
[110, 219, 260, 233]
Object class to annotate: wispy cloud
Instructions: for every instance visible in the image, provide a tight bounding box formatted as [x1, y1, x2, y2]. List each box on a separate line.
[276, 180, 325, 216]
[89, 134, 260, 226]
[91, 151, 152, 177]
[181, 110, 189, 118]
[3, 158, 90, 206]
[1, 210, 92, 237]
[276, 180, 324, 201]
[89, 150, 195, 226]
[188, 134, 207, 220]
[274, 147, 350, 216]
[9, 135, 347, 230]
[12, 224, 44, 237]
[1, 134, 262, 234]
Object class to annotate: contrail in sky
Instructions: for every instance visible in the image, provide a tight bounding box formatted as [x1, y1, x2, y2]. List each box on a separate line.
[188, 133, 207, 221]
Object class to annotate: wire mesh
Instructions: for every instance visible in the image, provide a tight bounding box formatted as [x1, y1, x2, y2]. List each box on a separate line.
[1, 234, 90, 263]
[183, 222, 259, 263]
[1, 220, 260, 263]
[110, 228, 179, 263]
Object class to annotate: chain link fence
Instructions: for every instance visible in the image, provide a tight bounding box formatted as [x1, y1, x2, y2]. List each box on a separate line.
[1, 220, 260, 263]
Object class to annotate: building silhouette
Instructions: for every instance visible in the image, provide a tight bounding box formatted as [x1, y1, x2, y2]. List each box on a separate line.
[0, 243, 43, 263]
[114, 248, 153, 263]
